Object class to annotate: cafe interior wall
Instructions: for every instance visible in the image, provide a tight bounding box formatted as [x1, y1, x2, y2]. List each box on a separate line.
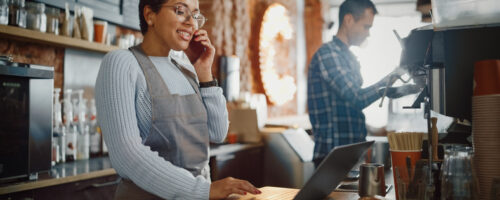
[0, 0, 324, 118]
[200, 0, 323, 118]
[0, 39, 65, 89]
[0, 23, 141, 98]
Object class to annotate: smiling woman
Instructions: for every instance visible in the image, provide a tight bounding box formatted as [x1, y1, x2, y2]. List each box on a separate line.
[94, 0, 260, 199]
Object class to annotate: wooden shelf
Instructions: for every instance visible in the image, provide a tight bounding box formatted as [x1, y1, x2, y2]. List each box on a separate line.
[0, 24, 120, 53]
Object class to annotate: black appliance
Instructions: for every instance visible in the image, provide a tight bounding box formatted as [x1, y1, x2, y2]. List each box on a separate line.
[0, 58, 53, 183]
[398, 24, 500, 199]
[400, 24, 500, 121]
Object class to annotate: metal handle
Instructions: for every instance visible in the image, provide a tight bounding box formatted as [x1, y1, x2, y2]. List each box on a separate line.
[379, 77, 393, 107]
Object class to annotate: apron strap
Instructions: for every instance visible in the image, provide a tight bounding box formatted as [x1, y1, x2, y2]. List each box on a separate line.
[129, 45, 172, 96]
[170, 58, 203, 99]
[129, 45, 203, 101]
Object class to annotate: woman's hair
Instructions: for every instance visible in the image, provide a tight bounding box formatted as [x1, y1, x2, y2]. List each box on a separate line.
[139, 0, 169, 34]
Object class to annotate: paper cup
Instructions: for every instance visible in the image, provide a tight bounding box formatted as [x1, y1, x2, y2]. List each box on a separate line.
[390, 149, 422, 200]
[94, 20, 108, 44]
[473, 60, 500, 96]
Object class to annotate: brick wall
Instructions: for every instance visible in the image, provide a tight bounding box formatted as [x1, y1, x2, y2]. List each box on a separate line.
[0, 39, 64, 89]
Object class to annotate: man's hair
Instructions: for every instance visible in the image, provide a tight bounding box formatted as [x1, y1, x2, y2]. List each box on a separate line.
[338, 0, 378, 28]
[139, 0, 169, 34]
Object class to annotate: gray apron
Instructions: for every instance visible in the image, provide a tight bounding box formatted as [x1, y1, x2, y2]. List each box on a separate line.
[114, 45, 210, 200]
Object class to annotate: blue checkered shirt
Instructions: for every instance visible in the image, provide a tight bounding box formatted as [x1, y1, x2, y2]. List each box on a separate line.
[308, 36, 386, 159]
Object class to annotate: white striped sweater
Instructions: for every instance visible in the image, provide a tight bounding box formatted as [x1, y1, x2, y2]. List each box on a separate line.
[95, 49, 228, 199]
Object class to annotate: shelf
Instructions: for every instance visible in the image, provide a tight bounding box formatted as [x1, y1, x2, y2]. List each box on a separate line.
[0, 24, 120, 53]
[0, 157, 116, 195]
[0, 169, 117, 195]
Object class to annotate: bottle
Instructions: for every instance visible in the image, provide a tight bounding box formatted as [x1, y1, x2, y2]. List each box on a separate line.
[0, 0, 8, 25]
[62, 89, 73, 129]
[98, 126, 108, 155]
[89, 125, 101, 157]
[65, 125, 77, 162]
[76, 90, 87, 129]
[59, 126, 66, 163]
[53, 88, 63, 130]
[26, 1, 46, 32]
[72, 98, 79, 126]
[8, 0, 26, 28]
[89, 99, 101, 157]
[46, 7, 59, 35]
[51, 134, 59, 166]
[77, 125, 89, 160]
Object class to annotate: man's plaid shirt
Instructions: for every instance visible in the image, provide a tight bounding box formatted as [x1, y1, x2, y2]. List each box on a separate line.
[307, 36, 385, 159]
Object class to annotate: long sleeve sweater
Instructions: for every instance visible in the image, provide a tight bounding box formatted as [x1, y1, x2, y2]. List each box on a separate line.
[95, 49, 229, 199]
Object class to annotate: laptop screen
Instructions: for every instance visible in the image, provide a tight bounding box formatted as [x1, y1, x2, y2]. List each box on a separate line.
[294, 141, 374, 200]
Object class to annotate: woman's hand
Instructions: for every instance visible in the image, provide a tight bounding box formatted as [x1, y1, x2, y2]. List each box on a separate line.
[209, 177, 261, 199]
[184, 29, 216, 82]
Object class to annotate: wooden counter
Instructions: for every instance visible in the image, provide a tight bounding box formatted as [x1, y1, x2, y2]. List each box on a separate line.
[227, 186, 362, 200]
[227, 168, 397, 200]
[0, 143, 263, 196]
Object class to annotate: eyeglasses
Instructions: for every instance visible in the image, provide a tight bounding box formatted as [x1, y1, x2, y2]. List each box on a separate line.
[162, 4, 207, 29]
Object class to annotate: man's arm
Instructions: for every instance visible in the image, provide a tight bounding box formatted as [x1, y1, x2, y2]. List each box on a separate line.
[314, 51, 385, 109]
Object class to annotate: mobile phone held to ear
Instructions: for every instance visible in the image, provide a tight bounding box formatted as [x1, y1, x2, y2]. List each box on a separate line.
[185, 36, 205, 64]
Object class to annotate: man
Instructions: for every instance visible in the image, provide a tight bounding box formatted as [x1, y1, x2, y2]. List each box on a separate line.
[307, 0, 419, 165]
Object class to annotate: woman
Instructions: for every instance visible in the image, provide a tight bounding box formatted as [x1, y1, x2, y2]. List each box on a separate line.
[95, 0, 261, 199]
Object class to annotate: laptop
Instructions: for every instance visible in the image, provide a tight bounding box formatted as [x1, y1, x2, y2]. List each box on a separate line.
[227, 140, 374, 200]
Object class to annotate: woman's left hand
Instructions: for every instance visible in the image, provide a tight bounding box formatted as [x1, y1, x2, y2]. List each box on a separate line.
[184, 29, 216, 82]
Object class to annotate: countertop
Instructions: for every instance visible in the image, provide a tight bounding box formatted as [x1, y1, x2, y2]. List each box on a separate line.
[227, 168, 396, 200]
[0, 157, 116, 195]
[0, 143, 263, 195]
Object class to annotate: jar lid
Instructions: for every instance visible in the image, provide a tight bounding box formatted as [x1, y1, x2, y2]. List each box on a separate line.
[10, 0, 25, 7]
[36, 2, 44, 10]
[46, 7, 60, 15]
[26, 1, 44, 11]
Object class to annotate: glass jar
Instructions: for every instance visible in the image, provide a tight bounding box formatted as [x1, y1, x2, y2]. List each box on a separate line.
[26, 1, 46, 32]
[8, 0, 26, 28]
[440, 146, 479, 200]
[45, 7, 59, 35]
[0, 0, 8, 25]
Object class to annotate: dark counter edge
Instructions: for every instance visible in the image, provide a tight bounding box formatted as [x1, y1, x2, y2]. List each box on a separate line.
[0, 143, 263, 195]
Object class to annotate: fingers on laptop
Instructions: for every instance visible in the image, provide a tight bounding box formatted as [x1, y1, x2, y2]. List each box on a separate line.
[209, 177, 261, 199]
[227, 178, 261, 195]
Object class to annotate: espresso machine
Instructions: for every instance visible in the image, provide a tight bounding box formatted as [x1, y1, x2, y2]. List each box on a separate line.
[398, 24, 500, 198]
[0, 56, 53, 183]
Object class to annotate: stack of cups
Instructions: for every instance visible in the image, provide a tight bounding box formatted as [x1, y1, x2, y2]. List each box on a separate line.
[471, 59, 500, 200]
